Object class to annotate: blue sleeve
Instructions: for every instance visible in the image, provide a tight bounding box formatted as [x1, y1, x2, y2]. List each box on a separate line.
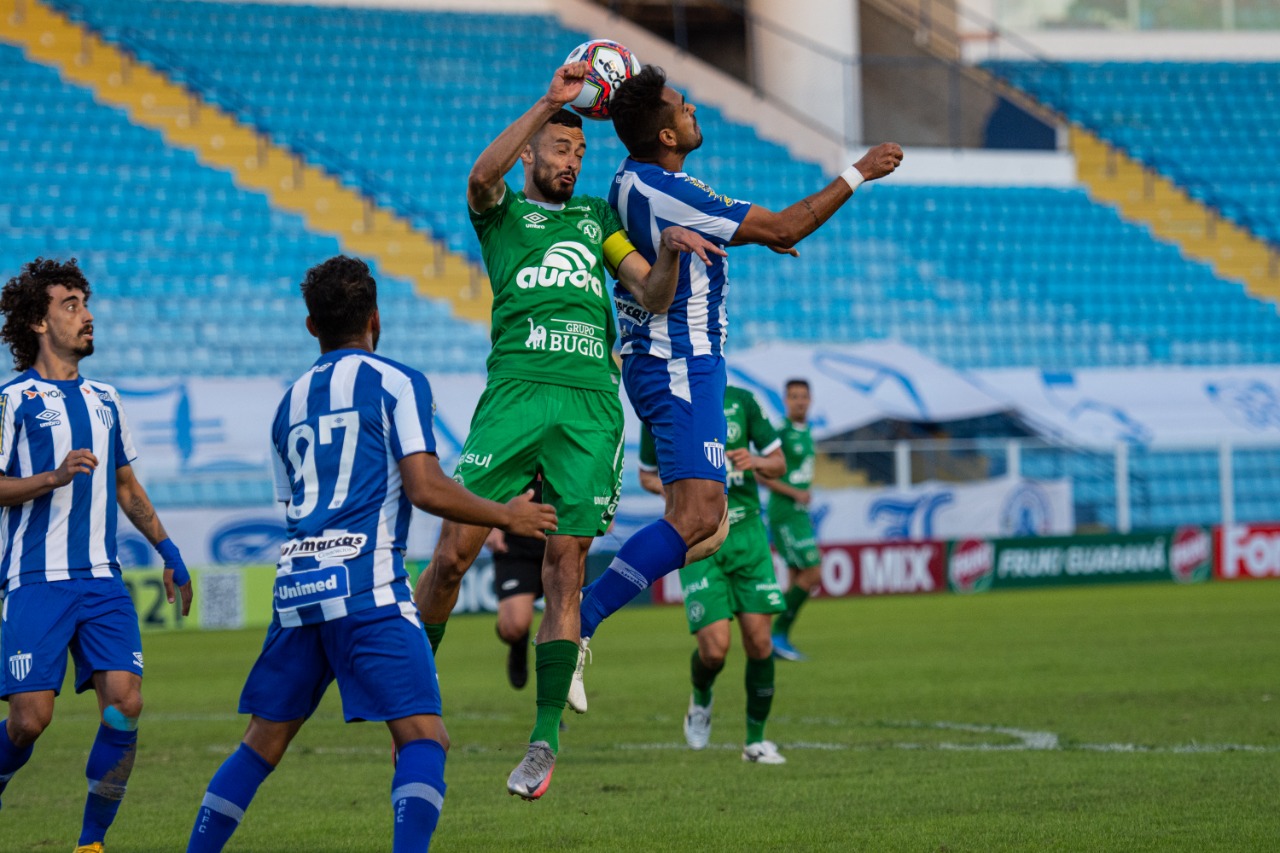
[653, 172, 752, 243]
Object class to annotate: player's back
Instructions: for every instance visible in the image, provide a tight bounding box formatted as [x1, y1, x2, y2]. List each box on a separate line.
[609, 158, 751, 360]
[271, 349, 436, 626]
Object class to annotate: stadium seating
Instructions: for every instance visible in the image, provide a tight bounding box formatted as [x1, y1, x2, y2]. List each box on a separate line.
[0, 40, 491, 382]
[7, 2, 1280, 522]
[52, 0, 1280, 371]
[984, 60, 1280, 245]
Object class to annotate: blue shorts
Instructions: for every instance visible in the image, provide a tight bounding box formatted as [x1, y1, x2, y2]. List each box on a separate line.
[1, 578, 143, 700]
[623, 353, 728, 486]
[239, 603, 442, 723]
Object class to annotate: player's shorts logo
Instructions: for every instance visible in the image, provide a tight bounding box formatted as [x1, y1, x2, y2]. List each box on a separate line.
[703, 440, 725, 469]
[687, 602, 705, 623]
[8, 651, 32, 682]
[132, 652, 145, 670]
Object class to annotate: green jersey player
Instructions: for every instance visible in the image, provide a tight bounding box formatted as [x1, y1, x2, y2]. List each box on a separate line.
[412, 60, 723, 801]
[762, 378, 820, 661]
[639, 385, 787, 763]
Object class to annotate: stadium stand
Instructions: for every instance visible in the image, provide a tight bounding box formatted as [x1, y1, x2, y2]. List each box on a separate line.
[49, 0, 1280, 371]
[4, 0, 1279, 523]
[985, 61, 1280, 248]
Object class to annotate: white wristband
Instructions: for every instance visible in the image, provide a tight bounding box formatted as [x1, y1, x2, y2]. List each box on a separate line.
[840, 166, 864, 192]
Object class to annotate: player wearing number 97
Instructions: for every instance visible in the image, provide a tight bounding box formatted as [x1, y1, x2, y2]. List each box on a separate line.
[0, 258, 193, 853]
[186, 256, 556, 853]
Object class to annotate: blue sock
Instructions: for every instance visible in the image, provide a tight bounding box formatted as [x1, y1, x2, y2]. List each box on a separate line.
[0, 720, 35, 807]
[580, 519, 687, 639]
[188, 743, 275, 853]
[391, 738, 447, 853]
[79, 724, 138, 845]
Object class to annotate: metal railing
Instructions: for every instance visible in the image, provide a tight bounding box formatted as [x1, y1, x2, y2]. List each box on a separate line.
[816, 436, 1280, 533]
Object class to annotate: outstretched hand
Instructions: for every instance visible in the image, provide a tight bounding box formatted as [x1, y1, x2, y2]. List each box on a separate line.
[660, 226, 728, 267]
[854, 142, 904, 182]
[548, 61, 590, 107]
[504, 489, 558, 539]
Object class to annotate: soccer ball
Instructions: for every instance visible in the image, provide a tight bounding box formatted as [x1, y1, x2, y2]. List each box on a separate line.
[563, 39, 641, 121]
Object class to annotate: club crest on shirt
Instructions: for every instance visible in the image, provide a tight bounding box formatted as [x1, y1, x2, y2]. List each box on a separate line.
[576, 219, 602, 244]
[95, 408, 115, 429]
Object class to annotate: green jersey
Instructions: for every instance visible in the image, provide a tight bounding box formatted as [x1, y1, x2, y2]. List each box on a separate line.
[640, 386, 780, 525]
[768, 420, 815, 519]
[470, 182, 634, 392]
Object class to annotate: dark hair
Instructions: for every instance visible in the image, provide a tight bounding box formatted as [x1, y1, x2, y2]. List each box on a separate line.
[547, 109, 583, 131]
[0, 257, 91, 372]
[301, 255, 377, 347]
[610, 65, 674, 160]
[785, 378, 810, 392]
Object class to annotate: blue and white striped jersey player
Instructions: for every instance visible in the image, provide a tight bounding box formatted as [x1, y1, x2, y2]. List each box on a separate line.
[575, 66, 902, 679]
[0, 258, 192, 853]
[187, 256, 555, 853]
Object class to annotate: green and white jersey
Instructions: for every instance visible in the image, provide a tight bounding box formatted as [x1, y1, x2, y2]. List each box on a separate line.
[471, 182, 635, 392]
[640, 386, 780, 525]
[768, 420, 815, 521]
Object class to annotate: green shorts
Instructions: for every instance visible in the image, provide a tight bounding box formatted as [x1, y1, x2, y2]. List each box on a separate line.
[770, 510, 821, 570]
[679, 515, 784, 634]
[453, 378, 623, 537]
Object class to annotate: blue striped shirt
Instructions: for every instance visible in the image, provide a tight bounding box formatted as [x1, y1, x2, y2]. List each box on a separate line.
[270, 349, 436, 627]
[609, 158, 752, 359]
[0, 370, 136, 592]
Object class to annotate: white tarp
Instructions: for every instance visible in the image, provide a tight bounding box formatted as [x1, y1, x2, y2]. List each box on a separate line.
[973, 365, 1280, 447]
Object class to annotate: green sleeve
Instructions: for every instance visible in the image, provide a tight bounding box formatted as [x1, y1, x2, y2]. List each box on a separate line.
[468, 180, 514, 237]
[638, 424, 658, 470]
[592, 195, 625, 240]
[746, 392, 780, 454]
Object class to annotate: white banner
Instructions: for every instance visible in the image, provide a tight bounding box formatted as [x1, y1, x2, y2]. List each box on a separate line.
[973, 365, 1280, 447]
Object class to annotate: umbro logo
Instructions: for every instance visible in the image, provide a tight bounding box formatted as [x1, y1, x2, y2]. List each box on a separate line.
[522, 211, 548, 229]
[36, 410, 61, 428]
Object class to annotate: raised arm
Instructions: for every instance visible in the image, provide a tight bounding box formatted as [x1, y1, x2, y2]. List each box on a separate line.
[400, 451, 557, 538]
[733, 143, 903, 251]
[467, 62, 591, 213]
[615, 226, 726, 313]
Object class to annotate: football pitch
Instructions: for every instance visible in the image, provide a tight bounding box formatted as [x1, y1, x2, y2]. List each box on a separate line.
[6, 581, 1279, 851]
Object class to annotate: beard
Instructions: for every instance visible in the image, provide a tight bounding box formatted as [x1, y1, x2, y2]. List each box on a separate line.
[531, 163, 576, 203]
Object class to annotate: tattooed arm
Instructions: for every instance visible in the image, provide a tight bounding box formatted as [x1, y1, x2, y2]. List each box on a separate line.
[116, 464, 168, 545]
[117, 464, 193, 614]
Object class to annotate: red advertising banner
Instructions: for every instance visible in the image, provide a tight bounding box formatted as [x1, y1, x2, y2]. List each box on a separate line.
[650, 540, 947, 604]
[1215, 523, 1280, 580]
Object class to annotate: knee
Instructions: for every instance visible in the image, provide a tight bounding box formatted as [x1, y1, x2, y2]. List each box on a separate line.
[699, 649, 727, 671]
[496, 617, 529, 644]
[104, 694, 143, 730]
[430, 547, 470, 584]
[7, 708, 52, 745]
[676, 504, 724, 545]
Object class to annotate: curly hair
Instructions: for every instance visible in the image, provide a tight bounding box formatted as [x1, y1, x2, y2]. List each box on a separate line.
[300, 255, 378, 349]
[0, 257, 91, 372]
[610, 65, 674, 160]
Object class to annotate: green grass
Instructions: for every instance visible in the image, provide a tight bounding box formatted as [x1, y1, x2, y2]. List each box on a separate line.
[5, 581, 1280, 851]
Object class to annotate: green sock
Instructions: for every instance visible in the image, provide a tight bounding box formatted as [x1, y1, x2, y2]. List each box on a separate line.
[744, 656, 775, 745]
[690, 649, 723, 707]
[423, 621, 447, 653]
[530, 640, 577, 752]
[772, 586, 810, 639]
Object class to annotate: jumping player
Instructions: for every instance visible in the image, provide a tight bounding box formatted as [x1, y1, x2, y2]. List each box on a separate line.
[638, 385, 788, 763]
[576, 65, 901, 692]
[186, 256, 554, 852]
[0, 258, 193, 853]
[412, 61, 723, 801]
